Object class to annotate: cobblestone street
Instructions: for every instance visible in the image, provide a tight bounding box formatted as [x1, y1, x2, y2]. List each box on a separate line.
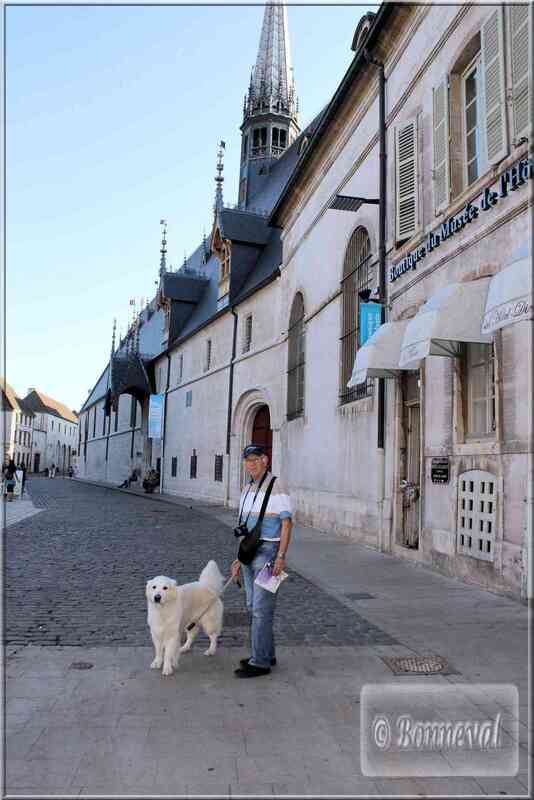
[5, 477, 396, 649]
[5, 478, 530, 796]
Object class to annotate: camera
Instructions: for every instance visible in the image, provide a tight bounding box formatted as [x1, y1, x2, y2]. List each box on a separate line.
[234, 523, 249, 539]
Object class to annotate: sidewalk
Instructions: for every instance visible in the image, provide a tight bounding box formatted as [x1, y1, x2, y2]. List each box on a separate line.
[5, 479, 531, 796]
[2, 492, 42, 529]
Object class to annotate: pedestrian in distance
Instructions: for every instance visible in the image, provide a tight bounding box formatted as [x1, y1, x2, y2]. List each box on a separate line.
[18, 461, 27, 496]
[231, 444, 292, 678]
[3, 459, 19, 502]
[50, 463, 56, 478]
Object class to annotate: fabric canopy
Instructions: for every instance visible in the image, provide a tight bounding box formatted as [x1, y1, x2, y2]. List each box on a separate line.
[347, 321, 414, 387]
[399, 279, 492, 368]
[482, 252, 532, 334]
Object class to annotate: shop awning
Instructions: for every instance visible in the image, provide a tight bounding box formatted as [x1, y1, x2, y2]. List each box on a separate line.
[347, 321, 415, 386]
[399, 279, 492, 368]
[481, 251, 532, 334]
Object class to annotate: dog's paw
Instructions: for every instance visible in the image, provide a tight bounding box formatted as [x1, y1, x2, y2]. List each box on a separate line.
[204, 648, 216, 656]
[150, 658, 163, 669]
[162, 663, 174, 676]
[179, 643, 191, 653]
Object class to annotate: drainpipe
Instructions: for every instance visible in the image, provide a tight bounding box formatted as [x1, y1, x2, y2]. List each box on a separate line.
[225, 308, 238, 506]
[159, 353, 171, 495]
[364, 49, 388, 548]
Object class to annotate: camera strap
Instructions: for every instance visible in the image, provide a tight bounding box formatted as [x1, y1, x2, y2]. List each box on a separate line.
[238, 470, 269, 528]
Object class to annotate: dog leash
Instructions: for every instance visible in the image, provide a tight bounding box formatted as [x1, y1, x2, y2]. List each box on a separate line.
[185, 573, 238, 632]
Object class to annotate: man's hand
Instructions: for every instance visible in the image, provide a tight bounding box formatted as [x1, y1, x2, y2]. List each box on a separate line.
[272, 556, 285, 577]
[231, 559, 241, 580]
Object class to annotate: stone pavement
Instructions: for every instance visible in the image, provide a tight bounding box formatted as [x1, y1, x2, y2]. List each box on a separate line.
[4, 477, 531, 797]
[2, 492, 42, 529]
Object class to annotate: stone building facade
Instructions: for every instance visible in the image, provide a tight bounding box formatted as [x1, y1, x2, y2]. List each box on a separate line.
[78, 3, 532, 600]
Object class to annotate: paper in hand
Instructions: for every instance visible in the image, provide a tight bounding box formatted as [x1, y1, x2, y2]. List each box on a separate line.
[254, 561, 288, 593]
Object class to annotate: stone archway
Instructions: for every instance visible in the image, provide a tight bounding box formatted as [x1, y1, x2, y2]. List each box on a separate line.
[231, 388, 280, 504]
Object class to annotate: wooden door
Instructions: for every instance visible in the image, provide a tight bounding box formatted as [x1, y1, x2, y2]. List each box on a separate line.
[251, 405, 272, 465]
[401, 373, 421, 548]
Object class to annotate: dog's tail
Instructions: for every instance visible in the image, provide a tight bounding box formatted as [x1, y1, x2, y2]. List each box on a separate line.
[198, 560, 225, 595]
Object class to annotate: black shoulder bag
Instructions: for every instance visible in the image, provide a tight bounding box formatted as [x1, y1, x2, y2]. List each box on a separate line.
[237, 475, 277, 565]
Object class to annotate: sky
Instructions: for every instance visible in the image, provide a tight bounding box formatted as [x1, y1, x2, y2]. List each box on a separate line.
[6, 1, 376, 412]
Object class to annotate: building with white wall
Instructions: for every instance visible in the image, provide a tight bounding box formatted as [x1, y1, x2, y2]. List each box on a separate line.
[23, 389, 78, 473]
[78, 3, 532, 600]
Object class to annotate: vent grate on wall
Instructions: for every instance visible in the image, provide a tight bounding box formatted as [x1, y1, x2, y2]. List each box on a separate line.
[456, 469, 497, 562]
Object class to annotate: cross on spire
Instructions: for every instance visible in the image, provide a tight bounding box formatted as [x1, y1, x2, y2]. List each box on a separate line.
[159, 219, 168, 277]
[214, 140, 225, 215]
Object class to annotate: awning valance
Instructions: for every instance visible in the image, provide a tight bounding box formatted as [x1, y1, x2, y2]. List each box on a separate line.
[482, 253, 532, 334]
[347, 321, 416, 387]
[399, 279, 492, 368]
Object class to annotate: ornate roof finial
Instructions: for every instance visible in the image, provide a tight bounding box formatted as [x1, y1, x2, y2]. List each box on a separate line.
[134, 313, 141, 354]
[111, 317, 117, 355]
[202, 229, 209, 263]
[159, 219, 168, 277]
[214, 140, 225, 215]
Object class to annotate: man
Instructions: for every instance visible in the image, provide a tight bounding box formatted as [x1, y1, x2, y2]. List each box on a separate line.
[18, 462, 27, 496]
[231, 444, 292, 678]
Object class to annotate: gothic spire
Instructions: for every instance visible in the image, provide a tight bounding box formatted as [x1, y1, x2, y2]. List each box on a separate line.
[159, 219, 168, 277]
[244, 0, 297, 123]
[110, 317, 117, 356]
[214, 140, 225, 215]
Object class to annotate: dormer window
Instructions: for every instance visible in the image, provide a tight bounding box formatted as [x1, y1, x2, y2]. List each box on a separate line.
[220, 243, 230, 280]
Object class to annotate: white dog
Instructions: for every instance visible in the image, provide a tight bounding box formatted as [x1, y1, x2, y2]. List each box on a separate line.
[146, 560, 224, 676]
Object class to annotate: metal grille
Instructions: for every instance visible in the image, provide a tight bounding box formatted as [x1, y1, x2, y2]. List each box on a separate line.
[340, 228, 374, 404]
[214, 454, 223, 482]
[382, 655, 450, 675]
[205, 339, 212, 372]
[190, 451, 197, 479]
[287, 293, 305, 419]
[457, 470, 497, 561]
[243, 315, 253, 353]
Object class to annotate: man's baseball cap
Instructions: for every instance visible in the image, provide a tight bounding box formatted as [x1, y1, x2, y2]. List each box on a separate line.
[242, 444, 268, 459]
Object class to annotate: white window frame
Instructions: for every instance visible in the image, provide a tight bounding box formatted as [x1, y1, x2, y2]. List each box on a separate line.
[465, 342, 496, 439]
[461, 52, 488, 189]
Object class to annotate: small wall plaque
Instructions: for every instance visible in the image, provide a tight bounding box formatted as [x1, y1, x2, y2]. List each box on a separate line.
[431, 457, 450, 484]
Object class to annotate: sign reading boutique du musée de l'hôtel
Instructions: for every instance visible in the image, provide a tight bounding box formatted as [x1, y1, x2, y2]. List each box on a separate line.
[389, 156, 534, 284]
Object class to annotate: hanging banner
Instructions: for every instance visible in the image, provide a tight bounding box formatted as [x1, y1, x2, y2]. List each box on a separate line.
[360, 302, 383, 346]
[148, 394, 164, 439]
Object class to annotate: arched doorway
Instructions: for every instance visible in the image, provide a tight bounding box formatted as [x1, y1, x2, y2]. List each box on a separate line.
[251, 405, 272, 465]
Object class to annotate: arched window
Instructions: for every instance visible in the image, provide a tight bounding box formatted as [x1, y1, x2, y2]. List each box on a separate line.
[340, 227, 374, 404]
[287, 293, 305, 419]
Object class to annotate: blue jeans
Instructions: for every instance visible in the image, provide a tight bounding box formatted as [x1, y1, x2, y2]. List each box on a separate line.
[241, 540, 280, 668]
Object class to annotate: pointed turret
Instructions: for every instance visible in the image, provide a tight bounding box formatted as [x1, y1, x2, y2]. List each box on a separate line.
[239, 0, 300, 209]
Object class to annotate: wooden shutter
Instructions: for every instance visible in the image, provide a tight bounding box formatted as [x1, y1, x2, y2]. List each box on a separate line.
[395, 119, 418, 241]
[482, 7, 507, 164]
[433, 79, 450, 214]
[510, 4, 531, 141]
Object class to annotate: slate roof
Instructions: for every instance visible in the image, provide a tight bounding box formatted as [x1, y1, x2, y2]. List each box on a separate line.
[23, 389, 78, 423]
[82, 105, 328, 409]
[16, 398, 35, 417]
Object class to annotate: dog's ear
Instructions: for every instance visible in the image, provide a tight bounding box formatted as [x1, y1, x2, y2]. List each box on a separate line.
[168, 578, 178, 599]
[145, 580, 152, 599]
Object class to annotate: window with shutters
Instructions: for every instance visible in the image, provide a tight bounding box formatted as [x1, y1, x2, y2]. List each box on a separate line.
[340, 228, 374, 404]
[214, 454, 223, 482]
[92, 408, 96, 438]
[462, 342, 496, 438]
[395, 119, 418, 243]
[461, 54, 488, 187]
[190, 450, 197, 479]
[509, 4, 531, 143]
[243, 315, 253, 353]
[176, 353, 184, 384]
[287, 293, 305, 419]
[171, 456, 177, 477]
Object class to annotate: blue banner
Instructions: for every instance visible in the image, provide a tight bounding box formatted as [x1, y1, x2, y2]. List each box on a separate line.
[148, 393, 165, 439]
[360, 302, 382, 346]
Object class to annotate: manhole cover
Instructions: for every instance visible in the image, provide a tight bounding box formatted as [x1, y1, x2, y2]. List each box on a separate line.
[69, 661, 94, 670]
[345, 592, 376, 600]
[382, 655, 451, 675]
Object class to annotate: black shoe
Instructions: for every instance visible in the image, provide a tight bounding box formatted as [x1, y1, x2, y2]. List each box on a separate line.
[239, 656, 277, 668]
[234, 662, 271, 678]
